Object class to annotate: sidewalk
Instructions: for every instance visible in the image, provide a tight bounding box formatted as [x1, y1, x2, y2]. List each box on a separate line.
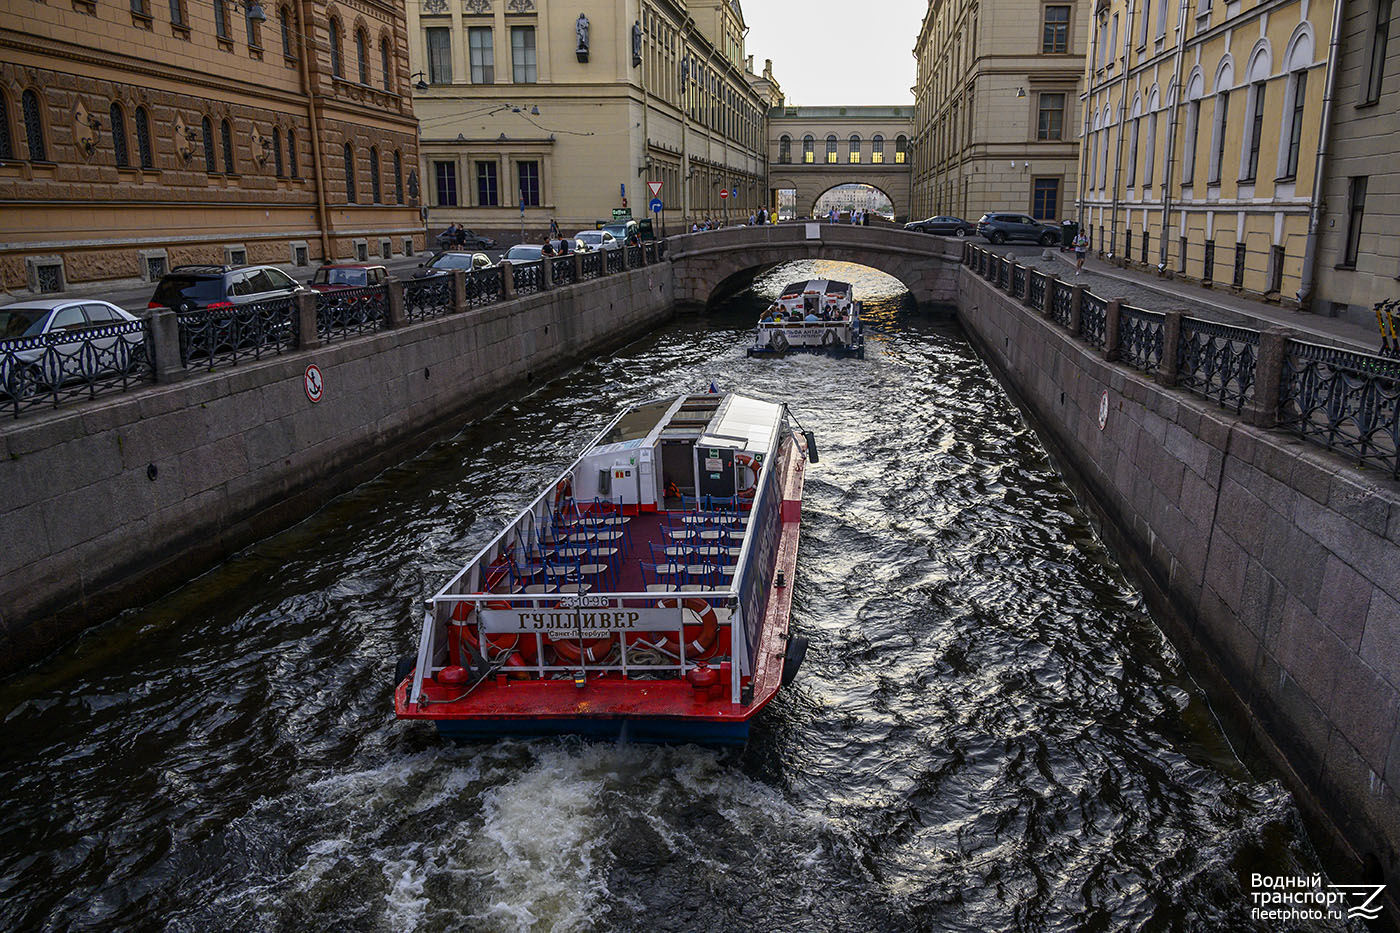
[990, 244, 1378, 353]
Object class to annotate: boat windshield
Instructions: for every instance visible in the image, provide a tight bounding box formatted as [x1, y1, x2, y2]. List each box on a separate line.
[596, 397, 676, 446]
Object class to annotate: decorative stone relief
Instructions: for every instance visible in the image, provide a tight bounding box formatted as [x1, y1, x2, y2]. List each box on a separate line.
[506, 0, 534, 12]
[173, 114, 194, 161]
[462, 0, 489, 12]
[422, 0, 447, 12]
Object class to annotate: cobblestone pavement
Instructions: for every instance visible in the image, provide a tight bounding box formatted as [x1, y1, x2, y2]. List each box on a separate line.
[980, 241, 1378, 353]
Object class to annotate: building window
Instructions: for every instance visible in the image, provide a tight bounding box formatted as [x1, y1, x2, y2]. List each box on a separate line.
[427, 28, 452, 84]
[1182, 99, 1200, 183]
[1043, 5, 1069, 54]
[110, 102, 129, 168]
[1141, 231, 1150, 264]
[895, 135, 908, 163]
[512, 26, 537, 84]
[357, 28, 370, 84]
[518, 160, 540, 206]
[272, 126, 284, 176]
[170, 0, 186, 28]
[1127, 116, 1140, 186]
[329, 19, 343, 77]
[135, 106, 153, 168]
[1243, 83, 1265, 182]
[1343, 176, 1367, 267]
[344, 142, 356, 202]
[470, 27, 494, 83]
[477, 160, 498, 205]
[1367, 0, 1392, 103]
[21, 89, 45, 162]
[214, 0, 229, 39]
[435, 161, 457, 206]
[280, 6, 294, 59]
[1282, 70, 1307, 180]
[848, 134, 861, 163]
[825, 135, 838, 163]
[1032, 177, 1059, 220]
[1208, 91, 1229, 185]
[802, 134, 814, 163]
[872, 134, 884, 163]
[394, 150, 403, 203]
[131, 0, 150, 17]
[201, 115, 216, 173]
[381, 35, 392, 91]
[1203, 240, 1216, 281]
[1143, 112, 1157, 188]
[220, 119, 234, 173]
[288, 129, 298, 176]
[369, 146, 381, 202]
[1232, 242, 1246, 287]
[1269, 245, 1285, 292]
[1037, 92, 1065, 140]
[778, 135, 790, 163]
[247, 7, 261, 48]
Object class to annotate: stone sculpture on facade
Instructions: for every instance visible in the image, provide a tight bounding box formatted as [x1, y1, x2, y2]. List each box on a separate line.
[576, 13, 589, 62]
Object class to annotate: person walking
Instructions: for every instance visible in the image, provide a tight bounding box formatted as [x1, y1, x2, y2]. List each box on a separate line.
[1073, 230, 1090, 275]
[548, 218, 559, 239]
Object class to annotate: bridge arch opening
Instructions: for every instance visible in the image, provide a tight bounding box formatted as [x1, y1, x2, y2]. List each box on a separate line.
[706, 259, 917, 326]
[810, 183, 896, 222]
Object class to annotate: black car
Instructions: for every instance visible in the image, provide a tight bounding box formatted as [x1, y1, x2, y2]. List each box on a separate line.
[148, 264, 306, 312]
[413, 251, 494, 279]
[904, 215, 977, 237]
[976, 213, 1062, 246]
[435, 227, 496, 250]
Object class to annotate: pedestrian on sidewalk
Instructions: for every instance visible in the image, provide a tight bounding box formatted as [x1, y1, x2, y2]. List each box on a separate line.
[1073, 230, 1090, 275]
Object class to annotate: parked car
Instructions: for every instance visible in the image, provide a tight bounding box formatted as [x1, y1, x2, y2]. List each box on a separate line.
[412, 251, 493, 279]
[307, 263, 389, 291]
[976, 213, 1062, 246]
[574, 230, 621, 252]
[0, 299, 144, 397]
[600, 220, 639, 243]
[501, 244, 545, 263]
[435, 227, 496, 250]
[905, 215, 977, 237]
[148, 264, 306, 312]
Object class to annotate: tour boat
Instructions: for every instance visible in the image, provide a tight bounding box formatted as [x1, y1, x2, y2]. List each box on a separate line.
[393, 390, 817, 745]
[747, 278, 865, 358]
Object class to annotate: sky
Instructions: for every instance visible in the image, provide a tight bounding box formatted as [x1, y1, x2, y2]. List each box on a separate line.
[740, 0, 929, 106]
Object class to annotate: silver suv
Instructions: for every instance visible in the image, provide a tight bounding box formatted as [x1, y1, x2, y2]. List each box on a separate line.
[976, 213, 1061, 246]
[148, 264, 306, 312]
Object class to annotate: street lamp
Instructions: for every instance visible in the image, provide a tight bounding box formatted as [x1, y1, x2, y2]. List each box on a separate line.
[411, 71, 429, 91]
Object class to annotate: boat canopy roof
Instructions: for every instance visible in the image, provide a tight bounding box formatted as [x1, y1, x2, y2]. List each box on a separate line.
[779, 279, 851, 299]
[592, 391, 784, 456]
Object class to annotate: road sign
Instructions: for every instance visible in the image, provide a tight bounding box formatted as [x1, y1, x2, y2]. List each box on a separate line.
[647, 181, 662, 197]
[730, 188, 738, 199]
[719, 189, 728, 199]
[649, 197, 663, 213]
[304, 364, 323, 403]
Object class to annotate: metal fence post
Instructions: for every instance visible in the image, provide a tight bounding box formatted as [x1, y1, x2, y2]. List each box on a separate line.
[1103, 298, 1123, 361]
[297, 291, 321, 350]
[1250, 328, 1293, 428]
[450, 269, 467, 313]
[385, 280, 405, 329]
[1041, 274, 1059, 318]
[1068, 284, 1085, 336]
[147, 309, 186, 382]
[501, 261, 516, 299]
[1158, 310, 1184, 387]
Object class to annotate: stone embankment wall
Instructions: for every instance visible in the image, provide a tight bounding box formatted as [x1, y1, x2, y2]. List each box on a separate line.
[958, 265, 1400, 891]
[0, 267, 672, 673]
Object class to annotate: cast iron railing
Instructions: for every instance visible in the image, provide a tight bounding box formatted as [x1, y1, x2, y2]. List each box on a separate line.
[1177, 318, 1258, 412]
[513, 261, 543, 295]
[606, 249, 624, 274]
[316, 285, 387, 341]
[1080, 294, 1107, 348]
[178, 296, 297, 371]
[1050, 280, 1073, 327]
[551, 256, 575, 286]
[1011, 264, 1026, 299]
[1119, 306, 1165, 373]
[1, 319, 153, 418]
[403, 277, 452, 321]
[627, 245, 643, 267]
[1280, 342, 1400, 477]
[1028, 270, 1046, 311]
[467, 267, 502, 305]
[581, 252, 603, 279]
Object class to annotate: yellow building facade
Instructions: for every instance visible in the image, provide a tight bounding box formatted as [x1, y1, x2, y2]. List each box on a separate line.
[0, 0, 424, 293]
[767, 106, 913, 220]
[407, 0, 771, 236]
[911, 0, 1088, 224]
[1077, 0, 1333, 305]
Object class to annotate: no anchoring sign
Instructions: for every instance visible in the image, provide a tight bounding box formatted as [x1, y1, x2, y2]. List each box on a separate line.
[305, 364, 324, 403]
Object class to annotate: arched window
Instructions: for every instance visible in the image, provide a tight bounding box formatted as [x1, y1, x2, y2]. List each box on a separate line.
[895, 134, 908, 164]
[369, 145, 381, 202]
[0, 92, 12, 161]
[343, 142, 356, 202]
[848, 134, 861, 163]
[825, 134, 838, 163]
[381, 34, 392, 91]
[778, 135, 790, 163]
[802, 134, 814, 163]
[135, 106, 152, 168]
[21, 89, 45, 162]
[220, 119, 235, 173]
[280, 6, 294, 60]
[288, 128, 298, 177]
[329, 19, 343, 77]
[357, 28, 370, 84]
[393, 150, 403, 203]
[272, 126, 284, 176]
[871, 134, 884, 163]
[110, 102, 129, 168]
[201, 115, 216, 174]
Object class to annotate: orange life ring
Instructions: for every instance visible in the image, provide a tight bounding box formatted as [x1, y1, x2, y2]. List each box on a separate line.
[548, 631, 617, 664]
[645, 597, 719, 660]
[734, 453, 760, 499]
[450, 599, 537, 663]
[554, 475, 574, 514]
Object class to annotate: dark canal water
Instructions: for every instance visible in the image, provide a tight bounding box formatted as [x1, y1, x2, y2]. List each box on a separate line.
[0, 262, 1353, 931]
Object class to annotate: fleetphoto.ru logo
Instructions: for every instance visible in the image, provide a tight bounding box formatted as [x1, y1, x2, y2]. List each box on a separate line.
[1250, 873, 1385, 922]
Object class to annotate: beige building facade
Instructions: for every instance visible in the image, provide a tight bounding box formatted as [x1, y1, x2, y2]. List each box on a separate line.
[0, 0, 424, 293]
[407, 0, 771, 237]
[911, 0, 1087, 225]
[767, 106, 913, 220]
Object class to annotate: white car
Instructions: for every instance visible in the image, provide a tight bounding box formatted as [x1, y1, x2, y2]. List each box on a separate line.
[574, 230, 621, 252]
[0, 298, 146, 398]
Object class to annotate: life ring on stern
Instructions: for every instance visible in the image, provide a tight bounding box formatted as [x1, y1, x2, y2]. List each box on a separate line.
[553, 475, 574, 513]
[734, 453, 760, 499]
[450, 599, 537, 666]
[643, 597, 719, 660]
[548, 631, 617, 664]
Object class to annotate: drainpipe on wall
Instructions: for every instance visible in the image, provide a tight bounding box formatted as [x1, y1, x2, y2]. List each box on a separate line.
[1296, 0, 1348, 311]
[1108, 0, 1139, 259]
[297, 0, 334, 262]
[1155, 0, 1194, 271]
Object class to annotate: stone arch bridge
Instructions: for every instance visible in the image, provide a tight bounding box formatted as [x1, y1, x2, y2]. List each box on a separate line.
[668, 224, 962, 311]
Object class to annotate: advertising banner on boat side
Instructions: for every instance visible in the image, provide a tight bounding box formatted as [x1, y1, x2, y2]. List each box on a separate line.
[477, 607, 687, 639]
